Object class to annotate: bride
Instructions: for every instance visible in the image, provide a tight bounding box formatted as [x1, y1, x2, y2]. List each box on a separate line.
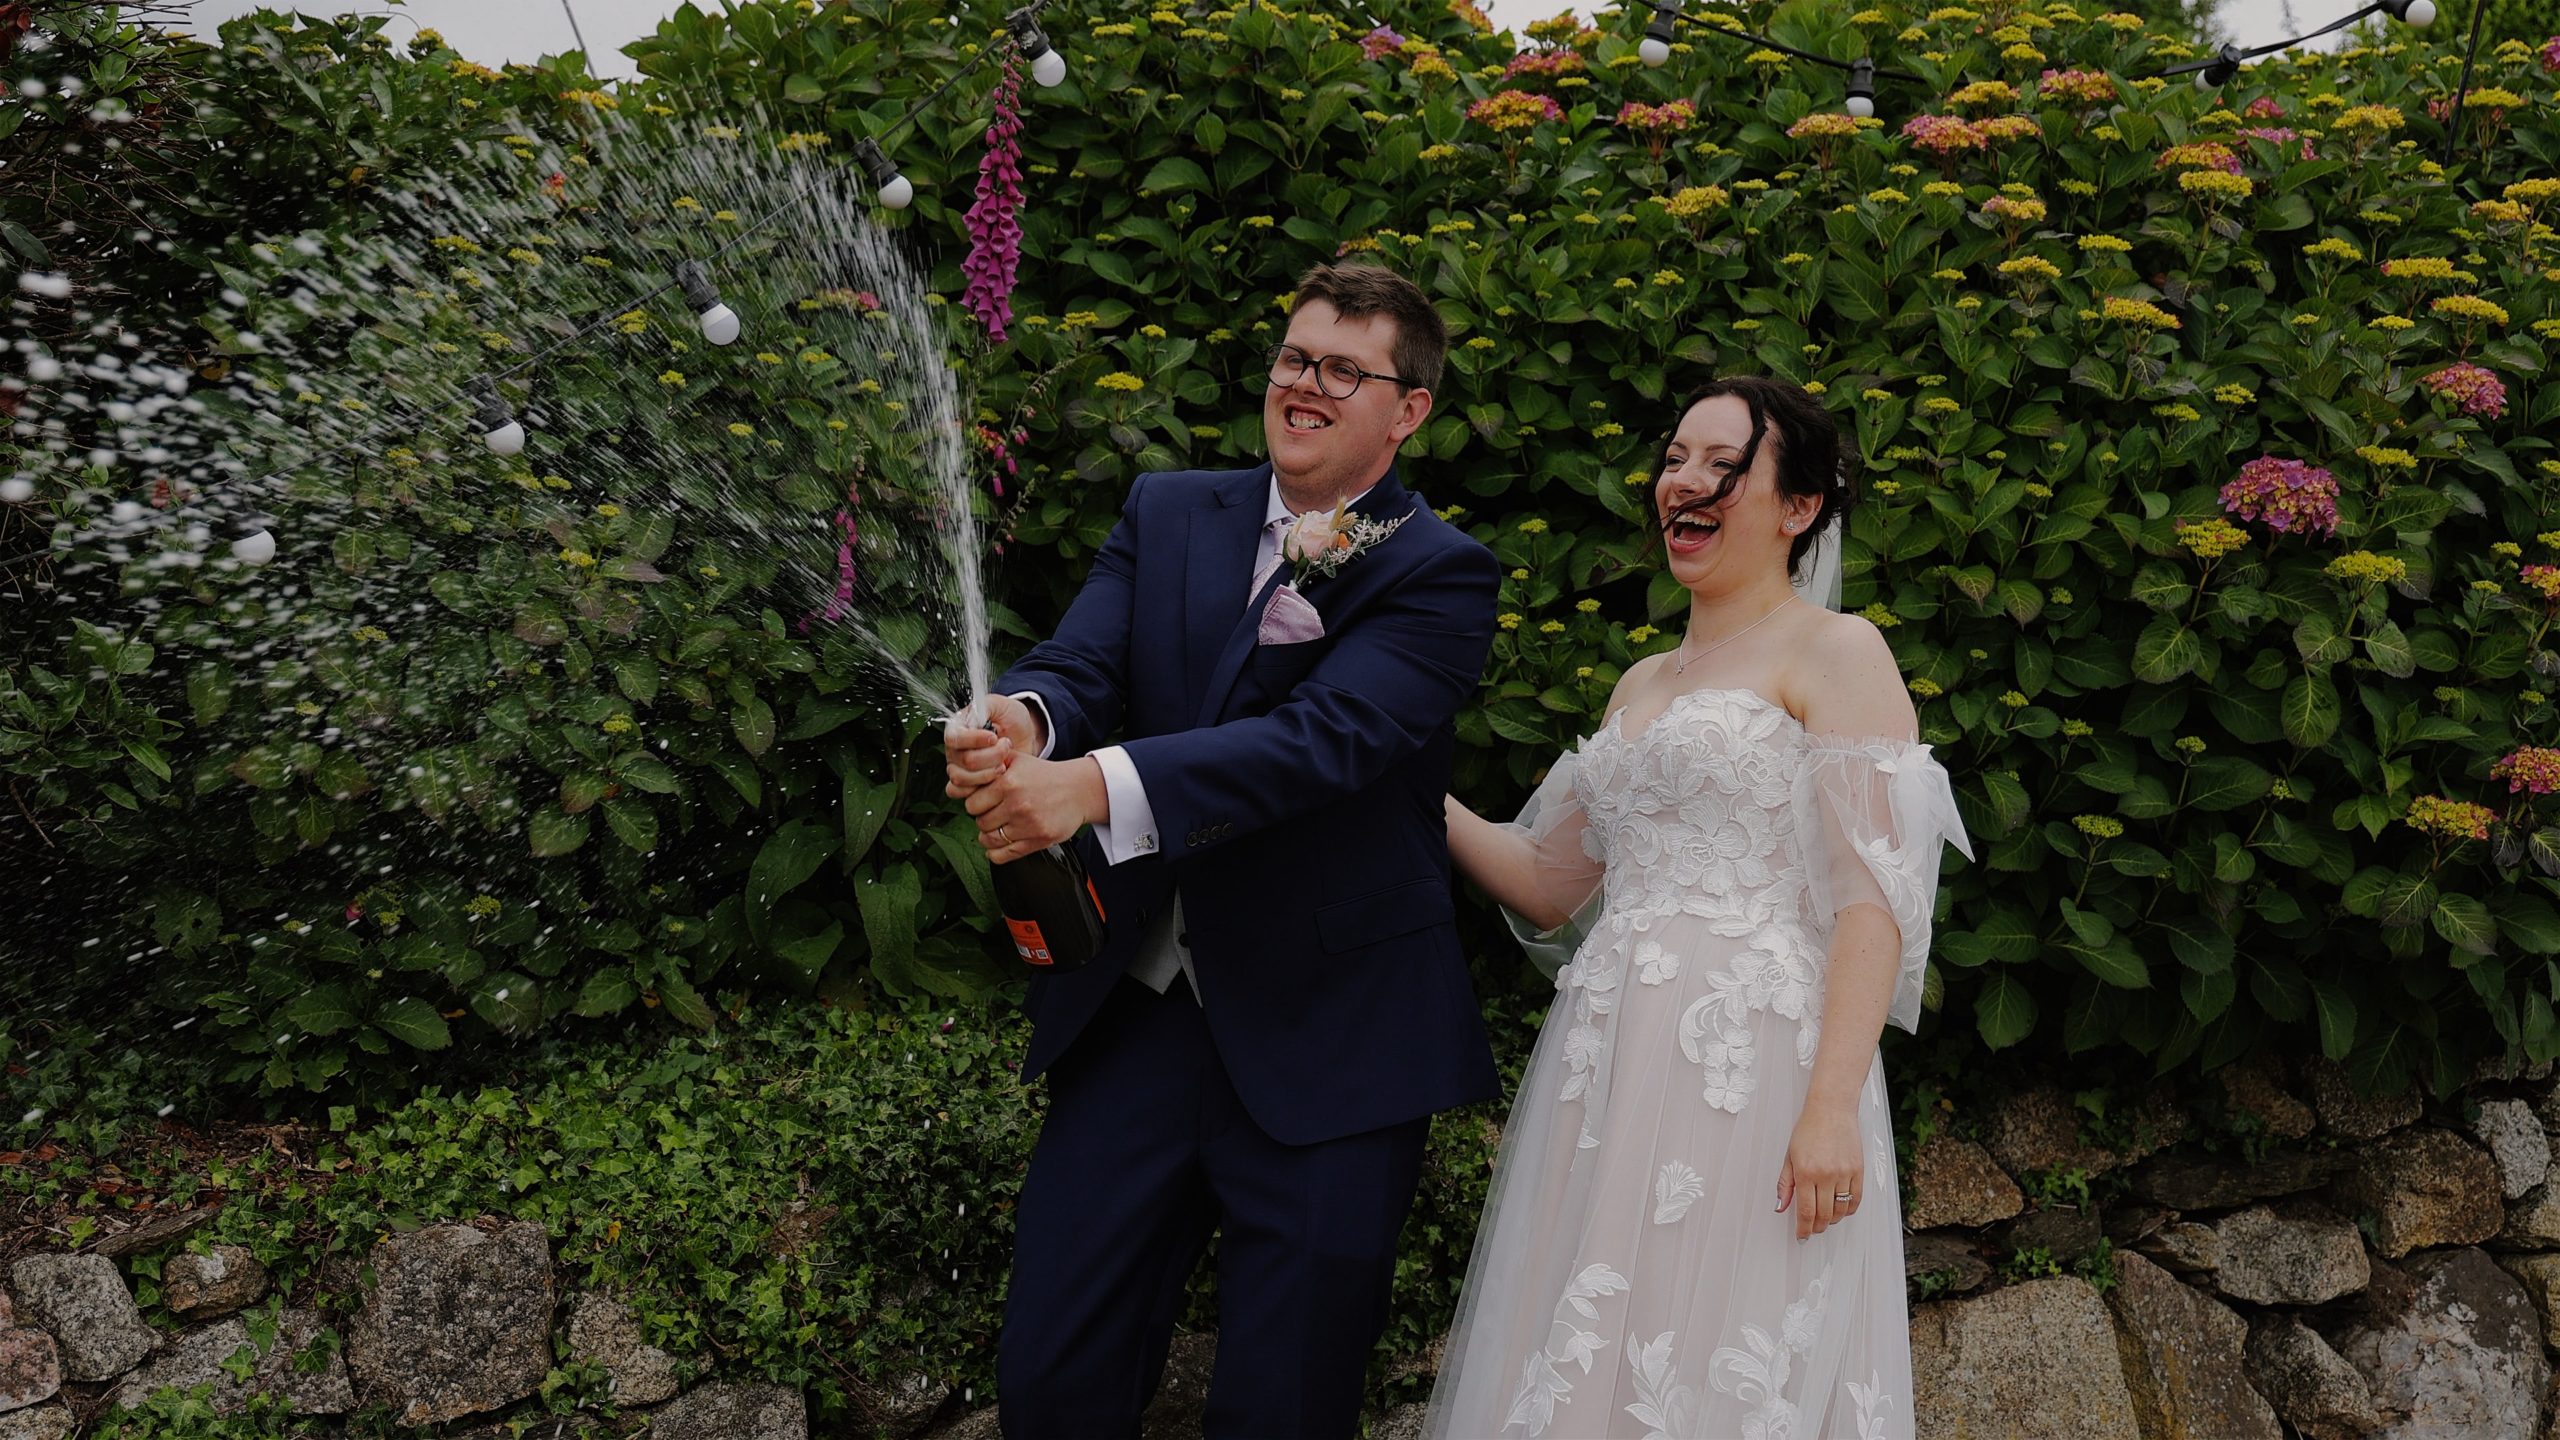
[1429, 377, 1971, 1439]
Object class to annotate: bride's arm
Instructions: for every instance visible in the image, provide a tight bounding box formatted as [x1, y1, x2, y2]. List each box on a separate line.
[1445, 794, 1563, 928]
[1445, 665, 1647, 931]
[1781, 615, 1920, 1240]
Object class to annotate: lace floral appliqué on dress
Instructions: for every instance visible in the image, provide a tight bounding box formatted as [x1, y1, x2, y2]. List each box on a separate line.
[1428, 688, 1971, 1439]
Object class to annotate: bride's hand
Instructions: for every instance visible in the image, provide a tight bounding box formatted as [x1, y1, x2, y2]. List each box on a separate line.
[1776, 1104, 1864, 1241]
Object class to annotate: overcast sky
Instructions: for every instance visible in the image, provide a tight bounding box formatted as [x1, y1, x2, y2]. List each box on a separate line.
[180, 0, 2355, 83]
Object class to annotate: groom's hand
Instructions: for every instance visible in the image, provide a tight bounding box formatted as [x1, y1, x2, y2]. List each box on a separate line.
[943, 694, 1046, 800]
[967, 755, 1107, 864]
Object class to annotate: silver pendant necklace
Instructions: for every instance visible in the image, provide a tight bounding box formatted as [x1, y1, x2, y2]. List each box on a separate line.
[1672, 594, 1798, 676]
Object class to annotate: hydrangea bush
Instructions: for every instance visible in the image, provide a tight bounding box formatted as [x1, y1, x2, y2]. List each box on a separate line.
[6, 0, 2560, 1109]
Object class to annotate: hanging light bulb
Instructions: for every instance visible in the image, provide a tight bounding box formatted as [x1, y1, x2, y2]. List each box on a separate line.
[1845, 58, 1877, 119]
[2195, 42, 2242, 90]
[1639, 0, 1678, 68]
[855, 139, 914, 211]
[1008, 7, 1067, 87]
[472, 383, 526, 457]
[676, 261, 742, 346]
[229, 511, 277, 566]
[2380, 0, 2436, 23]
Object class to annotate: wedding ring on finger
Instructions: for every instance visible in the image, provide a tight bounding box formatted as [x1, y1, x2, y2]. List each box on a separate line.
[997, 824, 1012, 846]
[1833, 1192, 1854, 1202]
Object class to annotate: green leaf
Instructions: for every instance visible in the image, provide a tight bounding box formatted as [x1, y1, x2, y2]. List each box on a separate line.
[2131, 615, 2203, 683]
[2433, 893, 2496, 956]
[2281, 671, 2340, 748]
[528, 808, 590, 858]
[654, 971, 717, 1030]
[2494, 895, 2560, 955]
[731, 696, 776, 757]
[617, 756, 680, 795]
[2308, 979, 2357, 1060]
[747, 819, 840, 939]
[857, 863, 926, 994]
[926, 821, 997, 918]
[603, 798, 658, 854]
[468, 972, 542, 1036]
[2058, 933, 2149, 989]
[372, 997, 452, 1052]
[573, 968, 640, 1018]
[2363, 620, 2415, 680]
[843, 773, 899, 868]
[782, 72, 826, 104]
[1140, 156, 1212, 193]
[772, 920, 844, 985]
[2186, 757, 2274, 811]
[2155, 916, 2235, 975]
[2294, 614, 2350, 667]
[1975, 972, 2037, 1049]
[0, 219, 51, 267]
[188, 664, 236, 726]
[283, 986, 360, 1037]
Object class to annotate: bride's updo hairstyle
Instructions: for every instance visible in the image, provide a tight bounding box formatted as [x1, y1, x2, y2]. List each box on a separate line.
[1650, 375, 1856, 581]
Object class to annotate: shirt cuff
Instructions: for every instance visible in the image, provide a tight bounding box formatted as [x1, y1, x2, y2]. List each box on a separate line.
[1011, 691, 1058, 761]
[1088, 745, 1160, 865]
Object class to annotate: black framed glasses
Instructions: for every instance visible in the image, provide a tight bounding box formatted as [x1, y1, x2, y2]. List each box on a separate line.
[1262, 343, 1416, 399]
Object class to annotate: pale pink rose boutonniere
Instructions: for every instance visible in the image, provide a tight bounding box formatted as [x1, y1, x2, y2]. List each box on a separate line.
[1259, 502, 1412, 645]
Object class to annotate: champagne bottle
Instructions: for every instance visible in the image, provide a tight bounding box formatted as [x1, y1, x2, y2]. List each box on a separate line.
[955, 716, 1108, 970]
[990, 841, 1106, 971]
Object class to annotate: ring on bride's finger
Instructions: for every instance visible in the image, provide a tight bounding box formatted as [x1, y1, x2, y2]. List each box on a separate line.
[1833, 1192, 1853, 1201]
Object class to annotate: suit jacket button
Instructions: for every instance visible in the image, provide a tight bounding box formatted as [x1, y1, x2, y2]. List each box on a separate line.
[1176, 932, 1190, 948]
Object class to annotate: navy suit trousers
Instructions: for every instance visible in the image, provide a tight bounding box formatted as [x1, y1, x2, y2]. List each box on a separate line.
[997, 977, 1429, 1439]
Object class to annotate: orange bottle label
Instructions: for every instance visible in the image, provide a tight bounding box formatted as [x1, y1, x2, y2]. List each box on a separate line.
[1008, 917, 1054, 965]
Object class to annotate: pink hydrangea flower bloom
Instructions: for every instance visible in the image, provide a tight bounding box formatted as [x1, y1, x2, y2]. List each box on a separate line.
[2421, 362, 2507, 419]
[2219, 455, 2340, 538]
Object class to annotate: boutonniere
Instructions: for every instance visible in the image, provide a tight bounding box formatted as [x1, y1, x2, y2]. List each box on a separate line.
[1280, 502, 1411, 589]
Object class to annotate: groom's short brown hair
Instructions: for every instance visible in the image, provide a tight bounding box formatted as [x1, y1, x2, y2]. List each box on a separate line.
[1291, 263, 1447, 395]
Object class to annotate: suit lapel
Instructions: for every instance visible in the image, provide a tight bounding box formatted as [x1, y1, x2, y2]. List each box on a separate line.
[1191, 468, 1416, 729]
[1184, 466, 1272, 711]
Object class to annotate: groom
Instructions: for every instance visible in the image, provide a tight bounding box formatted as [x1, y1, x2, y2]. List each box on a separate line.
[942, 262, 1500, 1437]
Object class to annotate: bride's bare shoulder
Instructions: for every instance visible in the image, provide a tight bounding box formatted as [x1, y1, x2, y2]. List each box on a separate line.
[1783, 607, 1916, 738]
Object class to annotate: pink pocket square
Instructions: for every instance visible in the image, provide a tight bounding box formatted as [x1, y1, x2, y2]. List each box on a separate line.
[1258, 583, 1327, 645]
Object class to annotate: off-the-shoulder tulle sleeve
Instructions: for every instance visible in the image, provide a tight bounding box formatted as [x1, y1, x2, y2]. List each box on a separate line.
[1500, 753, 1608, 980]
[1794, 736, 1974, 1032]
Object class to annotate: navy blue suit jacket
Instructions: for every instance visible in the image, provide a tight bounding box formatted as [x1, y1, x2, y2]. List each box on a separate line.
[997, 462, 1501, 1146]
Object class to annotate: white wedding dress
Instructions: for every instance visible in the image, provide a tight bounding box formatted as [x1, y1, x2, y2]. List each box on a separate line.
[1427, 686, 1971, 1440]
